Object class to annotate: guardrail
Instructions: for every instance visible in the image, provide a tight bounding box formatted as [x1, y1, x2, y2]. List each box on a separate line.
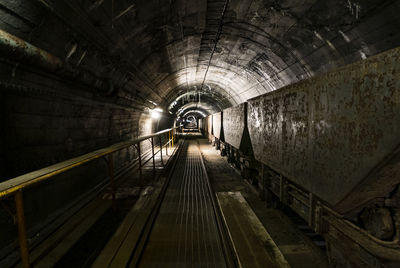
[0, 126, 181, 268]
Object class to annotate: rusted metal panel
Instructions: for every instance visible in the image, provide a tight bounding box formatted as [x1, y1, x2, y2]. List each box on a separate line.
[207, 115, 213, 135]
[223, 103, 246, 149]
[212, 112, 222, 139]
[336, 146, 400, 213]
[0, 29, 116, 96]
[0, 29, 62, 71]
[203, 117, 208, 133]
[247, 46, 400, 207]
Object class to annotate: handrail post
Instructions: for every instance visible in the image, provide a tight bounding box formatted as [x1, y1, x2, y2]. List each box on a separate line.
[168, 131, 171, 148]
[171, 130, 174, 148]
[108, 154, 116, 210]
[151, 137, 155, 177]
[15, 190, 30, 268]
[137, 142, 142, 178]
[165, 133, 168, 156]
[159, 135, 163, 164]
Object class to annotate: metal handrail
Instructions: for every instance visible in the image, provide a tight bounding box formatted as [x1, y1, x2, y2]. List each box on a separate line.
[0, 126, 180, 268]
[0, 127, 177, 199]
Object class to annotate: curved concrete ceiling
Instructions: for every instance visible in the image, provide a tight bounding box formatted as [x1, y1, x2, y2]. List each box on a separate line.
[181, 110, 207, 119]
[19, 0, 400, 116]
[176, 102, 220, 118]
[110, 0, 399, 113]
[167, 85, 231, 114]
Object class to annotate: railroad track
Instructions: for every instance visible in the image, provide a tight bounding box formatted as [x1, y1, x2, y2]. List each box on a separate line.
[126, 137, 238, 267]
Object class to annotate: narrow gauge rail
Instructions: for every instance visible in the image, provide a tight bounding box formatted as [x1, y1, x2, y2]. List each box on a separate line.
[124, 138, 238, 267]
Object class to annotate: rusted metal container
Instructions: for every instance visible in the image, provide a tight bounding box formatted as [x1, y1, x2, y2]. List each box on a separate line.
[212, 112, 223, 140]
[198, 118, 203, 130]
[223, 103, 246, 149]
[203, 117, 207, 133]
[207, 115, 213, 136]
[247, 46, 400, 212]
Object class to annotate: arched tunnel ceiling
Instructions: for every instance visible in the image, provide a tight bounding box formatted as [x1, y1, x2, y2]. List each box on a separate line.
[166, 84, 232, 114]
[113, 0, 400, 112]
[176, 102, 219, 118]
[23, 0, 400, 115]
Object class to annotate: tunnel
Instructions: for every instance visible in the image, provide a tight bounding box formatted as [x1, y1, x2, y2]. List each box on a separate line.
[0, 0, 400, 267]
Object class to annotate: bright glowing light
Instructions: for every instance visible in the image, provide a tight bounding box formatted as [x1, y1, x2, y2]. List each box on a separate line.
[150, 108, 163, 119]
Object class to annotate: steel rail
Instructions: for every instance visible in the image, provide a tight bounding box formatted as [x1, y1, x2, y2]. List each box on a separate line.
[196, 141, 239, 268]
[131, 138, 238, 267]
[129, 137, 186, 266]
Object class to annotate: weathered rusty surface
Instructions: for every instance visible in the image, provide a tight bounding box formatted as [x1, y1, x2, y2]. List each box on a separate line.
[336, 144, 400, 213]
[360, 208, 394, 240]
[203, 117, 208, 133]
[0, 29, 63, 71]
[247, 46, 400, 207]
[0, 29, 115, 95]
[207, 115, 213, 135]
[223, 103, 246, 149]
[212, 112, 222, 140]
[198, 118, 203, 130]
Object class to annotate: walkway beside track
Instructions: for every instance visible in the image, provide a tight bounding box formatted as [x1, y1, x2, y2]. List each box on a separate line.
[139, 141, 228, 267]
[93, 137, 293, 268]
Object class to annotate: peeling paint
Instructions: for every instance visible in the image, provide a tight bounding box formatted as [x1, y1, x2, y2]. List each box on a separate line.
[326, 40, 337, 51]
[246, 47, 400, 206]
[346, 0, 361, 19]
[223, 103, 246, 149]
[339, 30, 351, 43]
[212, 112, 222, 140]
[359, 50, 367, 59]
[314, 31, 324, 41]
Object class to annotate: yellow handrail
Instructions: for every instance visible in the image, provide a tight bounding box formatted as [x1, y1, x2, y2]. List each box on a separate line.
[0, 126, 180, 268]
[0, 127, 176, 199]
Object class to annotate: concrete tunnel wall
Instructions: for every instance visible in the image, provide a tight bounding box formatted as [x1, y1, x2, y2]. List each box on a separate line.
[1, 0, 400, 260]
[0, 90, 161, 255]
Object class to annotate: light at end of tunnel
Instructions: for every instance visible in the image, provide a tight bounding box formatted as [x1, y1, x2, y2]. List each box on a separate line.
[151, 108, 163, 119]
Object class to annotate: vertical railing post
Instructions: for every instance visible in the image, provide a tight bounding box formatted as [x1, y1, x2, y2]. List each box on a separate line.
[165, 133, 168, 156]
[137, 142, 142, 178]
[159, 135, 163, 164]
[108, 154, 116, 210]
[171, 130, 174, 148]
[151, 137, 155, 177]
[169, 130, 172, 148]
[15, 190, 30, 268]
